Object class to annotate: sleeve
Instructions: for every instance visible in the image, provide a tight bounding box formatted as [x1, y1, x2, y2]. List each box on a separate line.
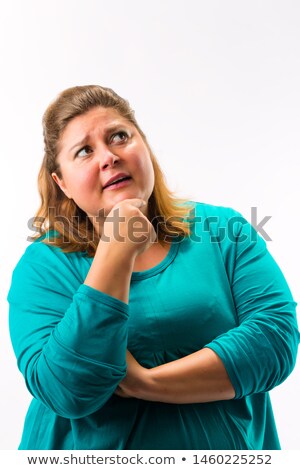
[204, 209, 299, 399]
[7, 243, 129, 419]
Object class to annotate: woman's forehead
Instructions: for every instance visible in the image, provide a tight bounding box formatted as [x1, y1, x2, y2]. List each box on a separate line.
[62, 107, 131, 137]
[67, 107, 128, 131]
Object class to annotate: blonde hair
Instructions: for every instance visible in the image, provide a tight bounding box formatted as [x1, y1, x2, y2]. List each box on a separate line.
[34, 85, 194, 256]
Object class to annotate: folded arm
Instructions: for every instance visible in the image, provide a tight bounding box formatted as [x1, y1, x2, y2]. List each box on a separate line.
[115, 348, 235, 403]
[117, 211, 299, 403]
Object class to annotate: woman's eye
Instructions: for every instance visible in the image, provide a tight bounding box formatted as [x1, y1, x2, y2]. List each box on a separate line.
[110, 131, 129, 144]
[75, 145, 93, 158]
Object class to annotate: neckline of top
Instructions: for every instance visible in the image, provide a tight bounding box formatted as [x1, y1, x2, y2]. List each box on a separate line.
[131, 237, 182, 281]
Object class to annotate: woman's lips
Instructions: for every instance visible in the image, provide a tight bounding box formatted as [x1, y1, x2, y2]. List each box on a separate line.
[103, 177, 132, 190]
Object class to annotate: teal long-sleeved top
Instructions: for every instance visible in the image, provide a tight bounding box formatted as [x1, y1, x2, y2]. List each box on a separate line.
[8, 202, 299, 450]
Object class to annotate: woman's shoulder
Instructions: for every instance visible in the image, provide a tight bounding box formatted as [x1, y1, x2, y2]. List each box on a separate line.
[8, 235, 89, 302]
[12, 233, 88, 275]
[186, 201, 260, 247]
[188, 201, 245, 231]
[18, 236, 65, 266]
[190, 201, 242, 219]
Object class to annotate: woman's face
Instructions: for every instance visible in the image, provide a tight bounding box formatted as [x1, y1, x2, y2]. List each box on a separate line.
[52, 107, 155, 224]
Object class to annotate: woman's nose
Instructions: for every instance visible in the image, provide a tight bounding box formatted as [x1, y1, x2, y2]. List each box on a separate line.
[98, 147, 120, 170]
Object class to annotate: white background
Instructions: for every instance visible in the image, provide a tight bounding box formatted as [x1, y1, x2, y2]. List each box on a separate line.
[0, 0, 299, 450]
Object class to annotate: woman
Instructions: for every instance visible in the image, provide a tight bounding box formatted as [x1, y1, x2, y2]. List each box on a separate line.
[8, 85, 299, 450]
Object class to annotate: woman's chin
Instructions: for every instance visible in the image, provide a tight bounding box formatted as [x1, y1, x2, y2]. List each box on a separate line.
[88, 191, 149, 220]
[106, 191, 145, 207]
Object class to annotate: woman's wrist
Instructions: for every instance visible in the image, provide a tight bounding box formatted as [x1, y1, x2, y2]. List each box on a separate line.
[118, 367, 157, 401]
[84, 241, 136, 303]
[131, 368, 159, 401]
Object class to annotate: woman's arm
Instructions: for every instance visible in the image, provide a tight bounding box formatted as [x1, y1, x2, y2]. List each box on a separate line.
[115, 348, 235, 403]
[8, 199, 155, 419]
[8, 244, 130, 419]
[116, 209, 299, 403]
[85, 199, 155, 303]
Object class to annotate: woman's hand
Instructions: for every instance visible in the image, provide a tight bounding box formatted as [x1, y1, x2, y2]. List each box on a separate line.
[102, 198, 157, 258]
[84, 198, 156, 304]
[115, 350, 151, 399]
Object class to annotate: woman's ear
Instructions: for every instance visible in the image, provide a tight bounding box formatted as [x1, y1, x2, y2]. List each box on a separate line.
[51, 173, 72, 199]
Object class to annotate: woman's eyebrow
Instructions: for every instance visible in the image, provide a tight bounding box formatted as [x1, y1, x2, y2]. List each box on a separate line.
[68, 137, 89, 153]
[103, 123, 128, 136]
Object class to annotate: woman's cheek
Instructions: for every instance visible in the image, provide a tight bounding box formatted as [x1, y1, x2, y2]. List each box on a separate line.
[80, 167, 100, 191]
